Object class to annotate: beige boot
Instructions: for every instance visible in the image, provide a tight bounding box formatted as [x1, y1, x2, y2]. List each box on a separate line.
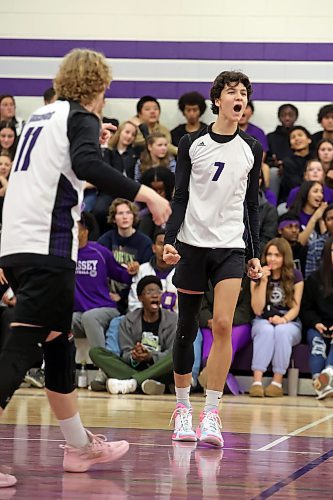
[249, 384, 264, 397]
[264, 383, 283, 397]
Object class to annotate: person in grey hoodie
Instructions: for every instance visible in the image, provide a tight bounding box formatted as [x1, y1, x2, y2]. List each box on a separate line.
[89, 275, 177, 395]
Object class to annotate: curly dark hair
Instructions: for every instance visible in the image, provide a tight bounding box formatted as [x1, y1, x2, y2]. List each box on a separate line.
[210, 71, 252, 115]
[317, 104, 333, 123]
[178, 91, 207, 115]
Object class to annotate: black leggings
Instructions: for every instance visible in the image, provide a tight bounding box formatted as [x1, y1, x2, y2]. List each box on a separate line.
[173, 292, 203, 375]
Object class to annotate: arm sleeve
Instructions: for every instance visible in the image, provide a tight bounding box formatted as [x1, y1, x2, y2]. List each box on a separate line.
[245, 140, 263, 259]
[164, 135, 192, 245]
[68, 111, 140, 201]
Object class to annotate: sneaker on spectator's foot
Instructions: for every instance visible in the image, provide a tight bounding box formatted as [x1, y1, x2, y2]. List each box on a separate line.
[170, 403, 197, 442]
[90, 369, 107, 392]
[24, 368, 45, 388]
[106, 378, 137, 395]
[314, 366, 333, 392]
[316, 384, 333, 400]
[0, 471, 17, 488]
[61, 430, 129, 472]
[249, 384, 264, 397]
[196, 409, 224, 447]
[141, 379, 165, 395]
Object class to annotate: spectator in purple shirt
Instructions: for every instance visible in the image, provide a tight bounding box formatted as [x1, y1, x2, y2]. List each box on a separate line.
[72, 212, 136, 348]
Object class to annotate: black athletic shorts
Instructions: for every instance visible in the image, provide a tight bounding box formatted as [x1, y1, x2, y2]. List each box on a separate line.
[172, 241, 245, 292]
[3, 266, 75, 332]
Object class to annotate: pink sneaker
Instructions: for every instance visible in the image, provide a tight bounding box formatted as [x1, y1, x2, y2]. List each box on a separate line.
[61, 430, 129, 472]
[196, 409, 224, 447]
[170, 403, 197, 442]
[0, 472, 17, 488]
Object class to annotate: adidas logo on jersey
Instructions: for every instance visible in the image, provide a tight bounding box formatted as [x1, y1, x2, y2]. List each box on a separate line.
[197, 141, 206, 147]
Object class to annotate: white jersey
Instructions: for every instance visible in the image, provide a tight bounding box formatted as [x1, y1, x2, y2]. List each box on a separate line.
[0, 100, 140, 269]
[165, 125, 262, 258]
[1, 101, 83, 264]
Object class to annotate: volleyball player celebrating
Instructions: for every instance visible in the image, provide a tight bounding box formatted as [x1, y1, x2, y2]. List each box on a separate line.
[0, 48, 170, 488]
[164, 71, 263, 447]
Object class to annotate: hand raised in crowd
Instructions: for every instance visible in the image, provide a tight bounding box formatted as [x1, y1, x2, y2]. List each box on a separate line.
[312, 201, 328, 223]
[163, 244, 181, 265]
[258, 265, 271, 281]
[247, 258, 264, 280]
[126, 261, 140, 275]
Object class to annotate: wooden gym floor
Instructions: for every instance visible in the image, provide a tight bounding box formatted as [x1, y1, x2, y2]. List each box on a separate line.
[1, 388, 333, 499]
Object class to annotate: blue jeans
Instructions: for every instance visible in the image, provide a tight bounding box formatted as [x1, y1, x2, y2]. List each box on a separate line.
[307, 328, 333, 376]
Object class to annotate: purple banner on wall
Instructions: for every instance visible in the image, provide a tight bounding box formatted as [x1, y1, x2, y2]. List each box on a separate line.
[0, 38, 333, 61]
[1, 78, 333, 102]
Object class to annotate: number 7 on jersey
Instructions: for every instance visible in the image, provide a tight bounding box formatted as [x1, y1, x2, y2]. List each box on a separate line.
[212, 162, 225, 181]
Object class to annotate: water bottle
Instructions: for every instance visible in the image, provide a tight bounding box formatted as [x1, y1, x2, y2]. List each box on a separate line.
[78, 362, 88, 389]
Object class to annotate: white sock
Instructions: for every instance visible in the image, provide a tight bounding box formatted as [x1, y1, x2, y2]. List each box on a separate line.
[204, 389, 222, 412]
[59, 412, 89, 448]
[175, 386, 191, 408]
[271, 381, 282, 388]
[252, 381, 262, 386]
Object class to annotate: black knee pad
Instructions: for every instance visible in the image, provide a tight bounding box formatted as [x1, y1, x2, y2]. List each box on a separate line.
[0, 325, 49, 409]
[43, 332, 76, 394]
[173, 292, 203, 375]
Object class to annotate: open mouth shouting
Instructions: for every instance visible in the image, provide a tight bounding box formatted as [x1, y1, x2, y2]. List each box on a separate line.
[150, 299, 160, 311]
[233, 104, 242, 113]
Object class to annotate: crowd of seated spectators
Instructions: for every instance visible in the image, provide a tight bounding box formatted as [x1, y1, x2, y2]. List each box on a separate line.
[0, 89, 333, 400]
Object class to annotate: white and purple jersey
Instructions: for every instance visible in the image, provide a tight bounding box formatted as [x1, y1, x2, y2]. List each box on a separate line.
[165, 125, 262, 258]
[0, 100, 140, 269]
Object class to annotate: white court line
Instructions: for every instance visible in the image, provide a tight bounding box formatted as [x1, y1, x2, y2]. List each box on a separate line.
[257, 412, 333, 451]
[0, 437, 321, 455]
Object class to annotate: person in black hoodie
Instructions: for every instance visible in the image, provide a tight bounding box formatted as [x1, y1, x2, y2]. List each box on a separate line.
[266, 104, 298, 200]
[279, 125, 313, 203]
[267, 104, 298, 163]
[301, 235, 333, 400]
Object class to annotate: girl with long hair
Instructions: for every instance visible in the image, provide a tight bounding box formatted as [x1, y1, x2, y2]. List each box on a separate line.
[0, 121, 18, 160]
[249, 237, 304, 397]
[289, 180, 327, 245]
[108, 121, 138, 178]
[134, 132, 176, 183]
[301, 235, 333, 399]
